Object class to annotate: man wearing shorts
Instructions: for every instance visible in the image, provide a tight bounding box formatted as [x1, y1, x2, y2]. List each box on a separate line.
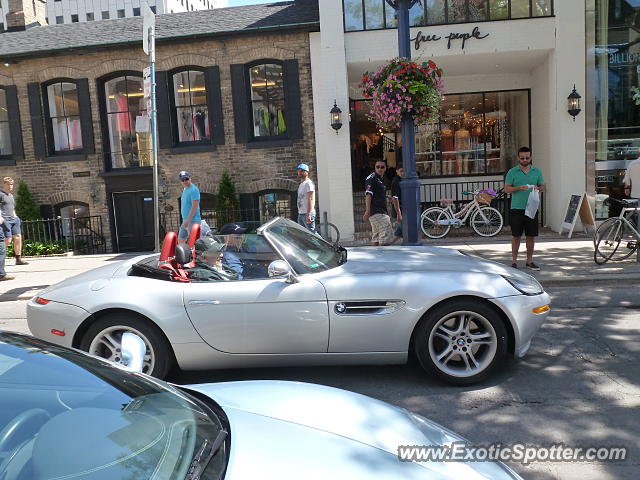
[363, 160, 393, 246]
[0, 177, 28, 265]
[505, 147, 545, 270]
[178, 171, 201, 244]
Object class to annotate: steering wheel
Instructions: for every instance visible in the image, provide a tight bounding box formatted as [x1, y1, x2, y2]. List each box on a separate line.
[0, 409, 51, 454]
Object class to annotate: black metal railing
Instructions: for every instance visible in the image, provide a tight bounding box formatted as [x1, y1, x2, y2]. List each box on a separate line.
[352, 179, 545, 234]
[160, 206, 296, 237]
[19, 216, 107, 255]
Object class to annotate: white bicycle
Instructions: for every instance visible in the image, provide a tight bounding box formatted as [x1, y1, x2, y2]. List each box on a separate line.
[420, 189, 504, 239]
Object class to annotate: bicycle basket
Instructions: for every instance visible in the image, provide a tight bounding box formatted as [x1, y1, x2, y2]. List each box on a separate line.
[476, 191, 495, 206]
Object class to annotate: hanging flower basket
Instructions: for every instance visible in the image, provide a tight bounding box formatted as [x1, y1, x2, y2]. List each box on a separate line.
[359, 57, 444, 131]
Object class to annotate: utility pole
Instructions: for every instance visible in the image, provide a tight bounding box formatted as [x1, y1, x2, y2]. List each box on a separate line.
[386, 0, 422, 245]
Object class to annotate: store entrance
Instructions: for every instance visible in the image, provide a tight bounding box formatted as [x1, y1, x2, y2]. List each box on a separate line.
[112, 191, 155, 252]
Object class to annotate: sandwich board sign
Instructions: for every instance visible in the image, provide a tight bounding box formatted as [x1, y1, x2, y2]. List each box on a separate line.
[561, 192, 596, 238]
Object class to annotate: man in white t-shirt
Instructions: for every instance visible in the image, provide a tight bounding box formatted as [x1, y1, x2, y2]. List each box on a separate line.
[296, 163, 316, 232]
[623, 157, 640, 199]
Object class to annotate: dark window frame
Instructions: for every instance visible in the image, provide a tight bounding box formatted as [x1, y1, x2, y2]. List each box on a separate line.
[168, 66, 211, 147]
[41, 78, 85, 158]
[97, 70, 146, 172]
[342, 0, 554, 32]
[0, 85, 23, 165]
[245, 59, 287, 142]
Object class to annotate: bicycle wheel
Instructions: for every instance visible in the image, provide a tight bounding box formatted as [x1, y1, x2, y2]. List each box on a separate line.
[594, 218, 623, 265]
[317, 221, 340, 244]
[421, 207, 452, 239]
[470, 206, 503, 237]
[611, 220, 638, 262]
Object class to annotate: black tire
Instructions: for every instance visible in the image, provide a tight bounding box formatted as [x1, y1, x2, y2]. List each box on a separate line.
[412, 299, 508, 385]
[470, 206, 503, 237]
[80, 313, 173, 379]
[594, 219, 623, 265]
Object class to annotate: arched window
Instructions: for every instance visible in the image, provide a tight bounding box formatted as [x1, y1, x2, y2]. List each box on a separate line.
[248, 62, 286, 138]
[100, 73, 148, 169]
[0, 88, 12, 157]
[172, 69, 209, 143]
[42, 80, 83, 153]
[55, 201, 90, 238]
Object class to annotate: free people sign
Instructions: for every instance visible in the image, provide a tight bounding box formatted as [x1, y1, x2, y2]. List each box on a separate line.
[411, 26, 489, 50]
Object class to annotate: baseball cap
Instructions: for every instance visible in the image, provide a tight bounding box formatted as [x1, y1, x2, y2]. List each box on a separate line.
[178, 170, 191, 180]
[219, 223, 248, 235]
[195, 237, 225, 255]
[297, 163, 309, 172]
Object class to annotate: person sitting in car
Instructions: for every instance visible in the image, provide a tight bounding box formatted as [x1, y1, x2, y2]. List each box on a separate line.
[189, 237, 238, 282]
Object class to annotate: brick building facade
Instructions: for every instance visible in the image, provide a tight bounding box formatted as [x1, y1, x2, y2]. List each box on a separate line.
[0, 1, 319, 252]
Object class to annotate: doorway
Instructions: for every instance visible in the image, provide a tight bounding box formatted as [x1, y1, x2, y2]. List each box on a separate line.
[112, 191, 155, 252]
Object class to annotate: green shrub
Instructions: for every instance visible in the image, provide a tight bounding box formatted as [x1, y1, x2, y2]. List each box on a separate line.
[15, 181, 41, 221]
[216, 170, 239, 226]
[8, 241, 67, 257]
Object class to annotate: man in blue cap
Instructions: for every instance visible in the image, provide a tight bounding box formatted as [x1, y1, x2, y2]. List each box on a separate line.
[178, 171, 201, 243]
[296, 163, 316, 232]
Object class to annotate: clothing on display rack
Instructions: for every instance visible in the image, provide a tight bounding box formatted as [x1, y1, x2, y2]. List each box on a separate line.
[441, 127, 455, 175]
[455, 128, 471, 174]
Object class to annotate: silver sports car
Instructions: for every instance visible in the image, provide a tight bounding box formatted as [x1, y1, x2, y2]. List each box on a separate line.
[0, 331, 524, 479]
[27, 218, 550, 385]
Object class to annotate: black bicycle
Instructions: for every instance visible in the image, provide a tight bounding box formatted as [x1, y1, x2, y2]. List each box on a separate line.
[593, 197, 639, 265]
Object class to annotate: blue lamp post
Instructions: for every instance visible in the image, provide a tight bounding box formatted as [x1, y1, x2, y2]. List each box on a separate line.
[385, 0, 422, 245]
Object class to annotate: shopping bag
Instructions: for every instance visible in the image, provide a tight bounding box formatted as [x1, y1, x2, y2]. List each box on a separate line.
[525, 186, 540, 219]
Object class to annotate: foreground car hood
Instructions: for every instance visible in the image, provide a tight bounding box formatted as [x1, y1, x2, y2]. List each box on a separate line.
[188, 381, 521, 479]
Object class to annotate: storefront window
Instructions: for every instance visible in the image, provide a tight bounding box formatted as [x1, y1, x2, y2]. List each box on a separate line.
[172, 69, 209, 143]
[103, 75, 149, 169]
[0, 89, 11, 156]
[344, 0, 551, 30]
[589, 0, 640, 219]
[415, 90, 530, 177]
[248, 63, 286, 138]
[350, 90, 530, 180]
[44, 81, 83, 153]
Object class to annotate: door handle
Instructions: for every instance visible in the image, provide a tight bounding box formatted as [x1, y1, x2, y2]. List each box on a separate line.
[189, 300, 221, 306]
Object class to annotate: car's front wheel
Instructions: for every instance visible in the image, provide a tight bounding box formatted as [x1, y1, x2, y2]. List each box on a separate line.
[413, 300, 507, 385]
[80, 314, 172, 379]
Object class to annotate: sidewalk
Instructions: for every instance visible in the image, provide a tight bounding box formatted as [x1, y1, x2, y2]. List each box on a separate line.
[1, 233, 639, 302]
[0, 253, 140, 302]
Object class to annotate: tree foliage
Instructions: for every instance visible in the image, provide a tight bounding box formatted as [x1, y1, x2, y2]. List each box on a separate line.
[15, 181, 41, 221]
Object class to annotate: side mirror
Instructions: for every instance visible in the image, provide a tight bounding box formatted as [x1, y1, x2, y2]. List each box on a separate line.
[120, 332, 147, 373]
[268, 260, 298, 284]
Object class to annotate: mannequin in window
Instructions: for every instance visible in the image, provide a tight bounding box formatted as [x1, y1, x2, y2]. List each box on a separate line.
[440, 125, 455, 175]
[180, 109, 194, 141]
[455, 127, 471, 174]
[194, 109, 207, 140]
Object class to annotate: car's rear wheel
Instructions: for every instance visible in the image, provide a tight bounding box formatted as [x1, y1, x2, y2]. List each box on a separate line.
[413, 300, 507, 385]
[80, 314, 172, 379]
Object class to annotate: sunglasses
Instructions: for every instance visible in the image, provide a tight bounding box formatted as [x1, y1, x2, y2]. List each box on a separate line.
[180, 178, 190, 181]
[375, 166, 386, 169]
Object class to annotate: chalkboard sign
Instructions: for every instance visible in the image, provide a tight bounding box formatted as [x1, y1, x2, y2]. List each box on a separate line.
[564, 194, 582, 225]
[561, 193, 596, 238]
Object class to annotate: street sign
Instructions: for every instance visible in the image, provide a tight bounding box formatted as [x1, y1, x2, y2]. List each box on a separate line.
[142, 3, 155, 56]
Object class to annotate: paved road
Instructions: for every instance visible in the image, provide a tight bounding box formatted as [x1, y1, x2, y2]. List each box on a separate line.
[2, 286, 639, 479]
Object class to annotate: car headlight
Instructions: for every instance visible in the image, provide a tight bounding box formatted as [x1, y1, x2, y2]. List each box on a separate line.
[502, 274, 543, 296]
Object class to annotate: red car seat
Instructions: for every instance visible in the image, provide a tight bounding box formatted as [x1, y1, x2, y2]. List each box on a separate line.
[159, 231, 191, 282]
[185, 222, 201, 268]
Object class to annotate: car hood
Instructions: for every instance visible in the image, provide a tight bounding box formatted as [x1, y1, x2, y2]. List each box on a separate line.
[187, 381, 521, 479]
[342, 246, 507, 275]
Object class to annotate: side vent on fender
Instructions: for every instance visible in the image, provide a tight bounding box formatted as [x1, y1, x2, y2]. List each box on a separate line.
[333, 301, 405, 316]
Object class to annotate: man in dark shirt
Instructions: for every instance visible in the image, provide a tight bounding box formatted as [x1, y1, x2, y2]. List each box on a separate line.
[390, 166, 404, 244]
[363, 160, 393, 246]
[189, 237, 238, 282]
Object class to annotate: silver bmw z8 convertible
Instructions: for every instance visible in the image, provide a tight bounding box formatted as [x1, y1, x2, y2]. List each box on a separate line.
[27, 218, 550, 385]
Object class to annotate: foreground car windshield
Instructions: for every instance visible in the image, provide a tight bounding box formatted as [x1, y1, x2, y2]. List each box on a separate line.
[0, 333, 226, 480]
[266, 220, 341, 274]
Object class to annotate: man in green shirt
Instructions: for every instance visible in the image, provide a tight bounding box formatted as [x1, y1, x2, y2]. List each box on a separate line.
[504, 147, 545, 270]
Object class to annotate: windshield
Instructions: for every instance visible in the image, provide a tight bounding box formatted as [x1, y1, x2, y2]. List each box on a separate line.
[0, 333, 226, 480]
[265, 219, 342, 274]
